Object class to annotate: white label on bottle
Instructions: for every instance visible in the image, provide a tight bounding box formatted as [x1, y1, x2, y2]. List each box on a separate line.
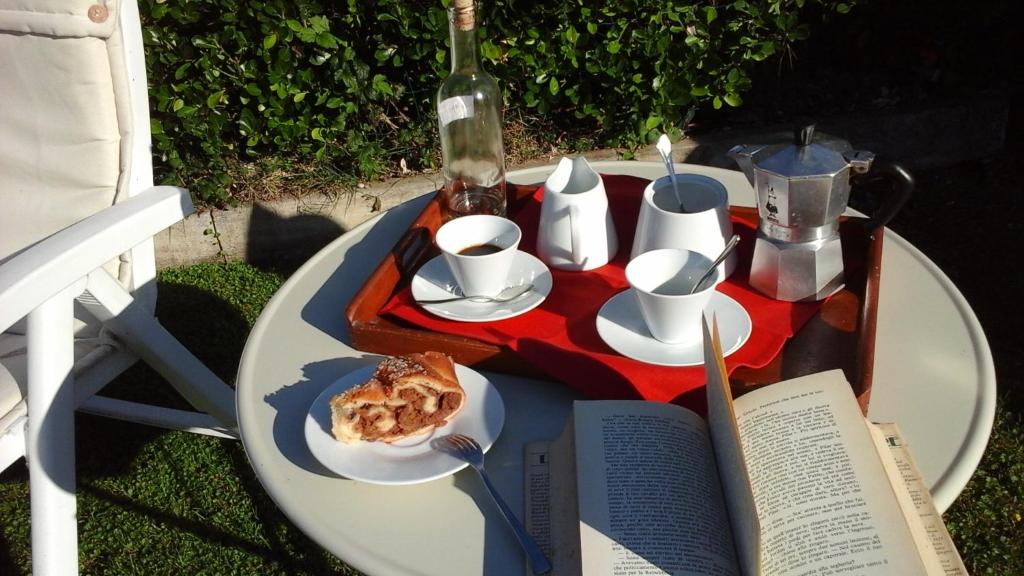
[438, 95, 474, 127]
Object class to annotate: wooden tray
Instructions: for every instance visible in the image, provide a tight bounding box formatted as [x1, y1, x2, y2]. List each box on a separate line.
[345, 183, 883, 412]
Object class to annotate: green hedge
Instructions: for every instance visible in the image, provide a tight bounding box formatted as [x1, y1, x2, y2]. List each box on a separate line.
[141, 0, 857, 205]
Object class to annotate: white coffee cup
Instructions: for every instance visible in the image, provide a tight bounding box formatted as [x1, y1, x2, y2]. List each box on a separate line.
[435, 215, 522, 297]
[631, 174, 736, 279]
[625, 248, 722, 345]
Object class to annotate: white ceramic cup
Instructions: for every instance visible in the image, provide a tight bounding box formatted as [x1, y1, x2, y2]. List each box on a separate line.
[625, 248, 722, 345]
[631, 173, 736, 279]
[435, 215, 522, 297]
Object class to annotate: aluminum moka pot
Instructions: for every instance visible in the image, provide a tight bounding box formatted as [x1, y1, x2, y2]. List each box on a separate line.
[729, 125, 914, 302]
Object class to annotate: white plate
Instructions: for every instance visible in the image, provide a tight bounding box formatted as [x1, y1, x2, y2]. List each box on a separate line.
[596, 289, 752, 367]
[304, 363, 505, 485]
[411, 251, 553, 322]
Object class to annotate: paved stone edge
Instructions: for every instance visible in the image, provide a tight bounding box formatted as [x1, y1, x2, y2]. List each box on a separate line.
[155, 94, 1007, 268]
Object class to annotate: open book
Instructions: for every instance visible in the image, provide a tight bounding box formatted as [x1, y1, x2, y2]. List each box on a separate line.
[524, 317, 967, 576]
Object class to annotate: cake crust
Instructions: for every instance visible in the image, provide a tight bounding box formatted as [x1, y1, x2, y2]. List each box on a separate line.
[330, 352, 465, 443]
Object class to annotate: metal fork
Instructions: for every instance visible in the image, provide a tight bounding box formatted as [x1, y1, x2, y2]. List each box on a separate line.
[437, 434, 553, 575]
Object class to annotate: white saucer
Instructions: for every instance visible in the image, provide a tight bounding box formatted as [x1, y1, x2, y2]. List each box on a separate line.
[596, 290, 752, 367]
[304, 362, 505, 485]
[411, 251, 553, 322]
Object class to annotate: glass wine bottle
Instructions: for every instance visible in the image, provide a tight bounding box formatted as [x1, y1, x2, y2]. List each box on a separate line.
[436, 0, 506, 220]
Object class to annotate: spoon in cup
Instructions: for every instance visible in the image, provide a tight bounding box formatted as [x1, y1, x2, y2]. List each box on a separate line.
[656, 134, 686, 212]
[689, 235, 740, 294]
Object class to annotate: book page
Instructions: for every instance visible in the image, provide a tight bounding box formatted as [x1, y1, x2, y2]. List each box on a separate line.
[733, 371, 929, 576]
[525, 419, 583, 576]
[703, 317, 761, 576]
[869, 423, 969, 575]
[574, 401, 740, 576]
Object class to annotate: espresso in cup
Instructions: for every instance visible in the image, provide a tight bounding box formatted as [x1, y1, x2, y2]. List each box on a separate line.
[435, 215, 521, 297]
[457, 243, 504, 256]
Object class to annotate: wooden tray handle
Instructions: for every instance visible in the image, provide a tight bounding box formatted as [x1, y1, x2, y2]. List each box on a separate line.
[394, 225, 434, 281]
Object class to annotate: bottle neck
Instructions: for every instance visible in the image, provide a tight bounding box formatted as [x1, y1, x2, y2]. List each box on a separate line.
[448, 6, 480, 72]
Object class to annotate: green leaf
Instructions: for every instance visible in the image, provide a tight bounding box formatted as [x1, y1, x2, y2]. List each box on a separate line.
[723, 93, 743, 107]
[263, 34, 277, 49]
[316, 33, 338, 49]
[587, 22, 598, 34]
[837, 3, 851, 14]
[172, 99, 184, 112]
[548, 77, 559, 95]
[174, 63, 191, 80]
[712, 96, 723, 110]
[644, 115, 661, 130]
[293, 92, 307, 103]
[480, 41, 501, 62]
[240, 108, 257, 132]
[309, 15, 329, 33]
[607, 41, 621, 54]
[191, 37, 217, 50]
[704, 6, 718, 24]
[565, 25, 579, 45]
[372, 74, 393, 96]
[206, 91, 224, 108]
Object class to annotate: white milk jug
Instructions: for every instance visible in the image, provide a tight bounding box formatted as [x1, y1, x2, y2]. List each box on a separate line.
[537, 156, 618, 271]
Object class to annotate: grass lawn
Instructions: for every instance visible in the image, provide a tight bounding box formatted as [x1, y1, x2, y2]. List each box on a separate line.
[1, 157, 1022, 574]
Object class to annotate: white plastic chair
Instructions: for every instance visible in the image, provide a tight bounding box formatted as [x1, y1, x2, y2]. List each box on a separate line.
[0, 1, 238, 573]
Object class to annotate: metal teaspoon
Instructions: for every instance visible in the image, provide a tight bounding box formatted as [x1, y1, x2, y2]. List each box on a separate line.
[690, 235, 741, 294]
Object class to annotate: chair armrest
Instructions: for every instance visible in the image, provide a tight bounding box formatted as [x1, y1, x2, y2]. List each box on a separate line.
[0, 186, 193, 332]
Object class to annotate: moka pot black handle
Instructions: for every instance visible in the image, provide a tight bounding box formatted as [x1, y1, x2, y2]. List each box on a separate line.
[851, 161, 914, 231]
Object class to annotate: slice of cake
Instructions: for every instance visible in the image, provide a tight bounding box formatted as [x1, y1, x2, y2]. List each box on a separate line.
[330, 352, 466, 443]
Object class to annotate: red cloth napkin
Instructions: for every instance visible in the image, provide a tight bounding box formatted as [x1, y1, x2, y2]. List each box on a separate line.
[381, 175, 822, 411]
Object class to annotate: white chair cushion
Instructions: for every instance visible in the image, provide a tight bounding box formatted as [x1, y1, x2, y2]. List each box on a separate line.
[0, 0, 128, 348]
[0, 0, 118, 38]
[0, 30, 121, 262]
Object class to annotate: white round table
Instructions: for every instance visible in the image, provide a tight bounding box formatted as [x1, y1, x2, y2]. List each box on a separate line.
[236, 161, 995, 576]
